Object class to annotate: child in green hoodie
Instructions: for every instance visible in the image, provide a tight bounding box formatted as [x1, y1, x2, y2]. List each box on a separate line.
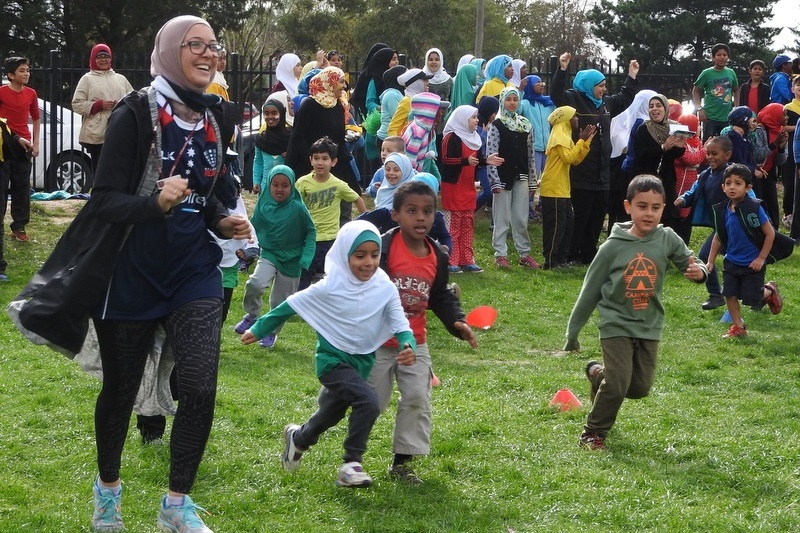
[564, 175, 708, 450]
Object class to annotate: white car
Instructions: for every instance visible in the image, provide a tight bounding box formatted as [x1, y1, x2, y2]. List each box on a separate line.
[31, 98, 93, 193]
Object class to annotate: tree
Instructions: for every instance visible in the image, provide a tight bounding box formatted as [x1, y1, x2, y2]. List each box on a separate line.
[588, 0, 778, 71]
[0, 0, 251, 61]
[496, 0, 601, 62]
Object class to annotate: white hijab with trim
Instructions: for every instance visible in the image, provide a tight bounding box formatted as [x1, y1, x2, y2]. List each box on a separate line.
[285, 220, 408, 354]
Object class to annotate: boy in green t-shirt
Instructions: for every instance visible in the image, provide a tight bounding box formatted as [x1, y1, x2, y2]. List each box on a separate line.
[295, 136, 367, 289]
[693, 43, 740, 141]
[564, 175, 708, 451]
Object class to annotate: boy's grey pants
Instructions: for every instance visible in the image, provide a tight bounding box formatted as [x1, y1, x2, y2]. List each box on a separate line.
[369, 343, 432, 456]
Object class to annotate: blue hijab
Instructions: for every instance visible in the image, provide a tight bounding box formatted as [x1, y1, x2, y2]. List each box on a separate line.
[485, 55, 512, 83]
[522, 75, 553, 107]
[572, 69, 605, 108]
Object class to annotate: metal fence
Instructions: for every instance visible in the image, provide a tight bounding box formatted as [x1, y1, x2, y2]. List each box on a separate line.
[22, 51, 708, 193]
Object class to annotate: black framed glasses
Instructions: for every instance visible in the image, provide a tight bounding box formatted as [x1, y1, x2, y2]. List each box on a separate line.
[181, 41, 225, 56]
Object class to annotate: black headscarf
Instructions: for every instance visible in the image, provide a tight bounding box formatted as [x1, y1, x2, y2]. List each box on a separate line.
[350, 42, 389, 114]
[367, 47, 397, 97]
[382, 65, 408, 93]
[255, 98, 292, 155]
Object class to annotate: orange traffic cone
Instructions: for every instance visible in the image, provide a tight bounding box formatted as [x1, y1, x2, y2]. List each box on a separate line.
[548, 388, 582, 411]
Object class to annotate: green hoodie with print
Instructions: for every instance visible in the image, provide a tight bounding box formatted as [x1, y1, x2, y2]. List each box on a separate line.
[565, 222, 707, 349]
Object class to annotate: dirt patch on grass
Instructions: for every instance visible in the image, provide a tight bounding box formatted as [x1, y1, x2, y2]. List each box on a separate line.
[31, 199, 87, 225]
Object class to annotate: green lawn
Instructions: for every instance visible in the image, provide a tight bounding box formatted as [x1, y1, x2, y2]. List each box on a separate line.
[1, 199, 799, 532]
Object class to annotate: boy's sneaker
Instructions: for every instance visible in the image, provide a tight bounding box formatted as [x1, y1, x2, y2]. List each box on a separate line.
[722, 323, 747, 338]
[578, 431, 607, 451]
[10, 229, 29, 242]
[701, 294, 725, 310]
[518, 255, 542, 269]
[336, 462, 373, 488]
[281, 424, 303, 471]
[0, 272, 8, 282]
[389, 464, 423, 485]
[259, 334, 278, 348]
[233, 314, 257, 334]
[495, 256, 510, 268]
[461, 263, 483, 273]
[157, 495, 212, 533]
[585, 361, 603, 404]
[764, 281, 782, 315]
[92, 479, 124, 532]
[448, 265, 462, 274]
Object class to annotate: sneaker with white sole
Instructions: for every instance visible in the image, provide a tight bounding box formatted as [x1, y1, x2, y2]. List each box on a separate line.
[335, 462, 373, 488]
[92, 479, 124, 532]
[259, 334, 278, 348]
[281, 424, 303, 471]
[157, 495, 212, 533]
[233, 314, 257, 334]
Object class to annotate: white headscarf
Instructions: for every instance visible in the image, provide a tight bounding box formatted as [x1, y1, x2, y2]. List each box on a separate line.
[610, 89, 657, 158]
[423, 48, 450, 85]
[457, 54, 476, 73]
[510, 59, 526, 88]
[276, 53, 301, 97]
[443, 105, 482, 151]
[375, 152, 415, 210]
[268, 90, 294, 126]
[285, 220, 409, 354]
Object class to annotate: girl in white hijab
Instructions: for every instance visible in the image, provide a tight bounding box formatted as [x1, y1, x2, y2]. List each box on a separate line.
[242, 220, 416, 488]
[274, 53, 301, 97]
[423, 47, 453, 104]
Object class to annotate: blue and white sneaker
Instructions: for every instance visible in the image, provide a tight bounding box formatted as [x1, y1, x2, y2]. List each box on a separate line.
[460, 264, 483, 273]
[233, 314, 257, 334]
[91, 478, 124, 532]
[157, 495, 212, 533]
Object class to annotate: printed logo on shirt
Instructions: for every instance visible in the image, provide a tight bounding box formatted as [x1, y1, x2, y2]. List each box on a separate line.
[392, 274, 431, 317]
[623, 253, 657, 310]
[746, 212, 760, 228]
[303, 187, 338, 210]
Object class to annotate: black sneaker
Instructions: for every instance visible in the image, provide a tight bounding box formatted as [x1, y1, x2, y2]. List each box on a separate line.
[701, 294, 725, 310]
[585, 361, 602, 403]
[389, 464, 423, 485]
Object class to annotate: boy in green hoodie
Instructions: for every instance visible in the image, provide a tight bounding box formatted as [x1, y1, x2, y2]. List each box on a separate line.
[564, 175, 708, 450]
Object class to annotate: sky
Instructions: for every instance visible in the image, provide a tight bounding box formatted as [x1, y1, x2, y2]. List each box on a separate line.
[771, 0, 799, 52]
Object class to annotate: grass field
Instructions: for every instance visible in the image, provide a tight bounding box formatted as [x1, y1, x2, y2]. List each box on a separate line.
[1, 198, 799, 532]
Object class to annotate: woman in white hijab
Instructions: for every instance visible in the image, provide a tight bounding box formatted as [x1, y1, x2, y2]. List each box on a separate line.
[273, 53, 302, 97]
[423, 47, 453, 104]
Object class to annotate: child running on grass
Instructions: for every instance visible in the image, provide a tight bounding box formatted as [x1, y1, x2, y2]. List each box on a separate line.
[233, 165, 316, 348]
[706, 163, 784, 338]
[241, 220, 416, 487]
[564, 175, 708, 450]
[368, 181, 477, 484]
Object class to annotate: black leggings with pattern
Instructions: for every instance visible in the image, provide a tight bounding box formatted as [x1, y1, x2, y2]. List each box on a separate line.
[94, 297, 221, 493]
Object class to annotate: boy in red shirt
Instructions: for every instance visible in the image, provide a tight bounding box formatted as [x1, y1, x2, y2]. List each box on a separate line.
[0, 57, 41, 243]
[368, 180, 477, 484]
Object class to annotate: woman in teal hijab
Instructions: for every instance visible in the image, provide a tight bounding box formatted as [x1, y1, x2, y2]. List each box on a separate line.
[445, 64, 478, 121]
[571, 69, 606, 108]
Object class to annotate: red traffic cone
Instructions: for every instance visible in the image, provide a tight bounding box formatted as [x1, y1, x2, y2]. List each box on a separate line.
[548, 388, 582, 411]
